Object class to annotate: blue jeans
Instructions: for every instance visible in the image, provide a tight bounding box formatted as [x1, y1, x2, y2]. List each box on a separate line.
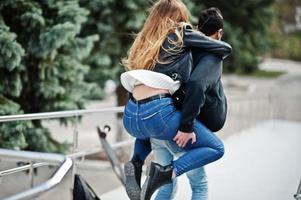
[123, 97, 224, 176]
[151, 139, 208, 200]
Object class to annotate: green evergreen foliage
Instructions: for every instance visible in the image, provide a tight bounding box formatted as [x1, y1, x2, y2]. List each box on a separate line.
[0, 96, 31, 149]
[0, 0, 99, 152]
[269, 0, 301, 61]
[79, 0, 149, 98]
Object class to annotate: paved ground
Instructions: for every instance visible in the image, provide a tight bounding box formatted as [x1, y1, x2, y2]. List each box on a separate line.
[102, 120, 301, 200]
[205, 120, 301, 200]
[1, 58, 301, 199]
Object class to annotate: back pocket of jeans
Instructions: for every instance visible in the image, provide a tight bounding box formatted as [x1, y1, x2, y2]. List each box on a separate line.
[141, 111, 168, 137]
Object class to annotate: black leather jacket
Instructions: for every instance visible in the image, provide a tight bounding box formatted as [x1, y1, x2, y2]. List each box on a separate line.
[153, 25, 231, 83]
[173, 52, 227, 132]
[153, 25, 231, 132]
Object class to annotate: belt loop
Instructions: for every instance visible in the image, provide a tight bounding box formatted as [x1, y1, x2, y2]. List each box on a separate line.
[135, 97, 139, 116]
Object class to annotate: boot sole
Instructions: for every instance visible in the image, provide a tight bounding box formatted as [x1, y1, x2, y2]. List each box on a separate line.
[140, 164, 155, 200]
[140, 176, 149, 200]
[124, 162, 141, 200]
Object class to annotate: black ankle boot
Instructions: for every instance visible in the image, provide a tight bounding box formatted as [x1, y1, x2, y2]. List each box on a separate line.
[141, 162, 173, 200]
[124, 161, 143, 200]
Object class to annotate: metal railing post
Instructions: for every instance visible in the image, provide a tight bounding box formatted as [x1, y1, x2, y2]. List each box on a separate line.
[29, 161, 34, 188]
[71, 115, 80, 191]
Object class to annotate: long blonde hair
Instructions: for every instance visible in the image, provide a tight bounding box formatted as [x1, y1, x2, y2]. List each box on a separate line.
[122, 0, 190, 70]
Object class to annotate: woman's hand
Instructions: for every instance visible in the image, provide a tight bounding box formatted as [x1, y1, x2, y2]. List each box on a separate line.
[173, 131, 196, 148]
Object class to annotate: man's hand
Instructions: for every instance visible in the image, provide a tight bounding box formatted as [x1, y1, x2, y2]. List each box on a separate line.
[173, 131, 196, 148]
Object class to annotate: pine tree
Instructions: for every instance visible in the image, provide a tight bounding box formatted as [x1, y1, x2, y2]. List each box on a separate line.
[0, 0, 99, 152]
[0, 14, 30, 149]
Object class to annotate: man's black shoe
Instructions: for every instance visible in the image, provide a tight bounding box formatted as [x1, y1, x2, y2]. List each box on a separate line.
[141, 162, 173, 200]
[124, 161, 143, 200]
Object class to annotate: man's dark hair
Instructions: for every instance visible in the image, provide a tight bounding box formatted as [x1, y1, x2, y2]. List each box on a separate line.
[198, 7, 224, 36]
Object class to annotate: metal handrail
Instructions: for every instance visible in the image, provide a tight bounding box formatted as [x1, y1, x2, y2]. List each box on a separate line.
[0, 162, 48, 177]
[0, 139, 134, 177]
[0, 106, 128, 199]
[0, 149, 65, 164]
[0, 139, 134, 178]
[0, 149, 73, 200]
[68, 139, 133, 159]
[0, 106, 124, 123]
